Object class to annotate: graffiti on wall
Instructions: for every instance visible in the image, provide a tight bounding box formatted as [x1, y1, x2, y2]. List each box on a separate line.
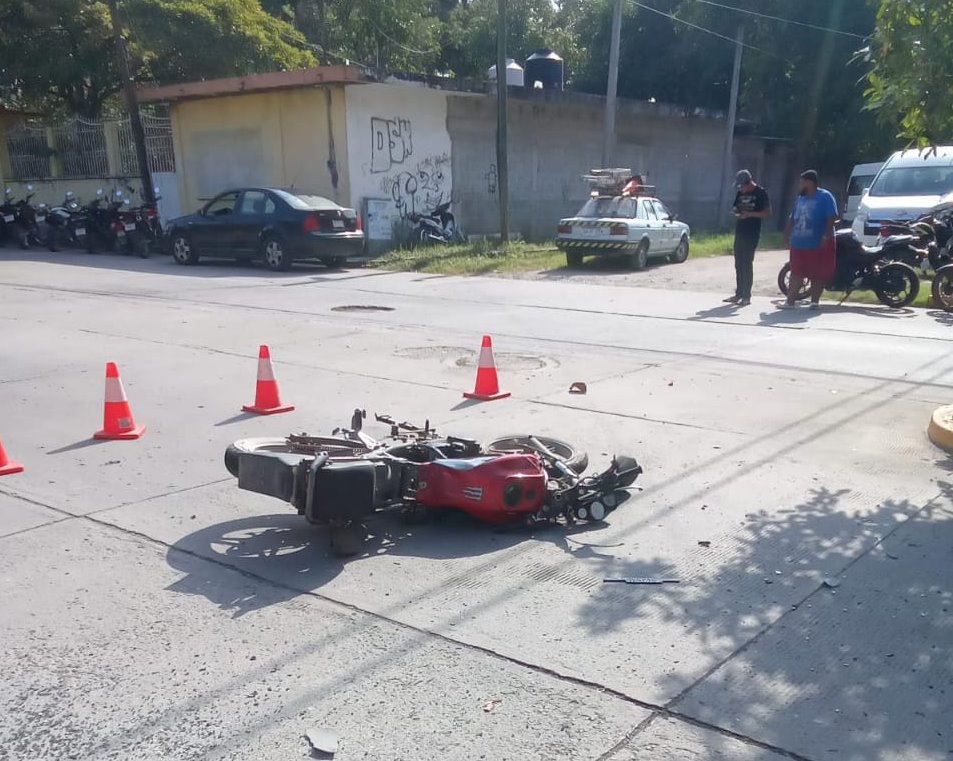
[370, 117, 413, 173]
[382, 153, 450, 218]
[486, 164, 498, 195]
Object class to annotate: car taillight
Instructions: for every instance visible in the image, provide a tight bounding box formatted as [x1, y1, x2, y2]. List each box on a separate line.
[303, 214, 319, 233]
[355, 215, 362, 231]
[610, 224, 628, 236]
[557, 224, 572, 234]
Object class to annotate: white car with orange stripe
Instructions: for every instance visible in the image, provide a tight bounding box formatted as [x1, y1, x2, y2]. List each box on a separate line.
[555, 194, 691, 270]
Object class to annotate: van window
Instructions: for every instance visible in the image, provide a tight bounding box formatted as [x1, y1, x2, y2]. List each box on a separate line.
[847, 175, 876, 196]
[869, 166, 953, 197]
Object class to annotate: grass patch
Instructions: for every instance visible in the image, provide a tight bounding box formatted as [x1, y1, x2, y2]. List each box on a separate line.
[374, 230, 776, 275]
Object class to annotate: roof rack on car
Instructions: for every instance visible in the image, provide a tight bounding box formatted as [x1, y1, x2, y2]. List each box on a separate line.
[583, 168, 655, 197]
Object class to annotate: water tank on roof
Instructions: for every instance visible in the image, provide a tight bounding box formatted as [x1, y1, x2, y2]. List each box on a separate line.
[525, 49, 564, 91]
[487, 59, 525, 88]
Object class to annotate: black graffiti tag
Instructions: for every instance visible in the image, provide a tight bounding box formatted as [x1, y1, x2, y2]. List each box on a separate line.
[371, 117, 413, 173]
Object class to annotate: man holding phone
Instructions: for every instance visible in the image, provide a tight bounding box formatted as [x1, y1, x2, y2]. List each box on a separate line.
[725, 169, 772, 306]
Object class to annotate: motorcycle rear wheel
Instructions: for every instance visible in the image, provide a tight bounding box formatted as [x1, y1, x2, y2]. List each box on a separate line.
[931, 264, 953, 312]
[224, 435, 370, 478]
[875, 262, 919, 308]
[484, 435, 588, 474]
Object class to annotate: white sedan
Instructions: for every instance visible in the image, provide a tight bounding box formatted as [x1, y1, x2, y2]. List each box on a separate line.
[555, 195, 691, 270]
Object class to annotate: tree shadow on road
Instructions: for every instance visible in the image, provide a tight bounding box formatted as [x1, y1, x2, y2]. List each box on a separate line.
[569, 484, 953, 761]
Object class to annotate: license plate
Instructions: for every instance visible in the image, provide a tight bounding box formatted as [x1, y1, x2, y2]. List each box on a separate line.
[332, 219, 345, 230]
[124, 223, 136, 231]
[35, 215, 45, 222]
[74, 227, 85, 236]
[3, 214, 13, 223]
[574, 226, 609, 239]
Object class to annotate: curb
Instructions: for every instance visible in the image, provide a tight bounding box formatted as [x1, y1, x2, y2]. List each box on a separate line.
[927, 405, 953, 452]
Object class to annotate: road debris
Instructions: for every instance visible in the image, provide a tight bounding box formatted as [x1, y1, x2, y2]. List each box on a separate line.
[569, 382, 588, 395]
[482, 697, 503, 712]
[822, 578, 841, 589]
[697, 540, 711, 548]
[305, 727, 339, 756]
[604, 577, 680, 585]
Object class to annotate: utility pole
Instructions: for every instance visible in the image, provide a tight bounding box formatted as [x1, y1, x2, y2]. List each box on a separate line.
[496, 0, 510, 244]
[106, 0, 155, 205]
[717, 24, 744, 228]
[602, 0, 623, 167]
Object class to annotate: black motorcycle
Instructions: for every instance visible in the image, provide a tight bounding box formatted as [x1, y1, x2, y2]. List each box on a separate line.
[46, 191, 89, 252]
[1, 187, 39, 249]
[408, 201, 465, 246]
[778, 229, 920, 308]
[85, 189, 126, 254]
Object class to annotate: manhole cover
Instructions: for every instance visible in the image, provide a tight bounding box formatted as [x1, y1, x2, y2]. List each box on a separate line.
[394, 345, 557, 371]
[331, 305, 395, 312]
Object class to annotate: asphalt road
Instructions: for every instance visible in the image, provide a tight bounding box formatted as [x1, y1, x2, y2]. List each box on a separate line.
[2, 251, 952, 761]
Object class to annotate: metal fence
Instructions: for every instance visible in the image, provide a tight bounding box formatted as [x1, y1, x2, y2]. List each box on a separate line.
[51, 118, 110, 177]
[5, 113, 175, 180]
[119, 113, 176, 174]
[5, 122, 52, 180]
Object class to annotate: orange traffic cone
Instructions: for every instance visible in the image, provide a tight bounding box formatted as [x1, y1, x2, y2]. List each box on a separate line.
[0, 435, 24, 476]
[94, 362, 146, 440]
[463, 335, 511, 401]
[243, 345, 295, 415]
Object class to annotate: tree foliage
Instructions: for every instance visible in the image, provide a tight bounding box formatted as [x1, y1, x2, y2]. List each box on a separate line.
[0, 0, 909, 173]
[0, 0, 314, 117]
[864, 0, 953, 146]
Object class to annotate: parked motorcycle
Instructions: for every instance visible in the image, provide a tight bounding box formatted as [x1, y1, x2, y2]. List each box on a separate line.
[120, 187, 163, 258]
[408, 201, 466, 246]
[85, 188, 126, 254]
[1, 186, 39, 248]
[45, 191, 89, 251]
[778, 229, 920, 308]
[224, 410, 641, 555]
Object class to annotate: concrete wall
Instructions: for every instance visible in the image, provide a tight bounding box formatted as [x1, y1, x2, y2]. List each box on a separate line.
[345, 82, 452, 245]
[169, 87, 349, 212]
[448, 91, 792, 239]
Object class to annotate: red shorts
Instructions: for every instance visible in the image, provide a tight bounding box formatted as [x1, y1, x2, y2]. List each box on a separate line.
[790, 240, 835, 282]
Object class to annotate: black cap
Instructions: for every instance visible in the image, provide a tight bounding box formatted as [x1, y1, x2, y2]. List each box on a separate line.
[800, 170, 819, 185]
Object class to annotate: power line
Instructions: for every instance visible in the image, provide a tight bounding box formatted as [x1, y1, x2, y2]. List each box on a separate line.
[628, 0, 788, 61]
[688, 0, 869, 40]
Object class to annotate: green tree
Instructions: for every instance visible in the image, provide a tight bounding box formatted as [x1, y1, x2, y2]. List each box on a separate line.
[865, 0, 953, 146]
[0, 0, 314, 117]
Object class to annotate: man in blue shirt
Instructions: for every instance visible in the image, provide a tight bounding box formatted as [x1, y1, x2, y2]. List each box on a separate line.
[782, 170, 838, 309]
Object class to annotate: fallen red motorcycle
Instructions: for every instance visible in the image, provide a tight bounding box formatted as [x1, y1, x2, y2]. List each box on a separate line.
[225, 411, 642, 554]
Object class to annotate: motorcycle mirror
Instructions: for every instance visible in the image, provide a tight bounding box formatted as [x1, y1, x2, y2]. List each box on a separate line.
[65, 191, 74, 199]
[123, 198, 131, 206]
[26, 183, 34, 192]
[96, 188, 104, 196]
[4, 188, 11, 197]
[153, 186, 160, 194]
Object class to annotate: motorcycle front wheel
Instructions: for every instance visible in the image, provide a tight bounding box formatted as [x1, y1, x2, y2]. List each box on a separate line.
[484, 435, 588, 474]
[931, 264, 953, 312]
[875, 262, 919, 308]
[777, 263, 812, 300]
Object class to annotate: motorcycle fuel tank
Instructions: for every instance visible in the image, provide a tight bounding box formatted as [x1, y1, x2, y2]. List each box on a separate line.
[415, 454, 547, 524]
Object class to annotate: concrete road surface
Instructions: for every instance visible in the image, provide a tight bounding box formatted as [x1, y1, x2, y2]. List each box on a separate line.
[1, 251, 952, 761]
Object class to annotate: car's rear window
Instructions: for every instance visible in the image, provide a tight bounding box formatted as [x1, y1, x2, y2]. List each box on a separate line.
[577, 196, 637, 218]
[273, 190, 340, 211]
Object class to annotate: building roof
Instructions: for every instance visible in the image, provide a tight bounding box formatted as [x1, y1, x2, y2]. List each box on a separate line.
[137, 65, 364, 104]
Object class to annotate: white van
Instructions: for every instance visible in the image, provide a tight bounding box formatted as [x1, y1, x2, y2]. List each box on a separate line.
[852, 147, 953, 244]
[843, 162, 882, 225]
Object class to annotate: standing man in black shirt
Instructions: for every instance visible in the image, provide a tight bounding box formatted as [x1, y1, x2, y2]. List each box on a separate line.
[724, 169, 772, 306]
